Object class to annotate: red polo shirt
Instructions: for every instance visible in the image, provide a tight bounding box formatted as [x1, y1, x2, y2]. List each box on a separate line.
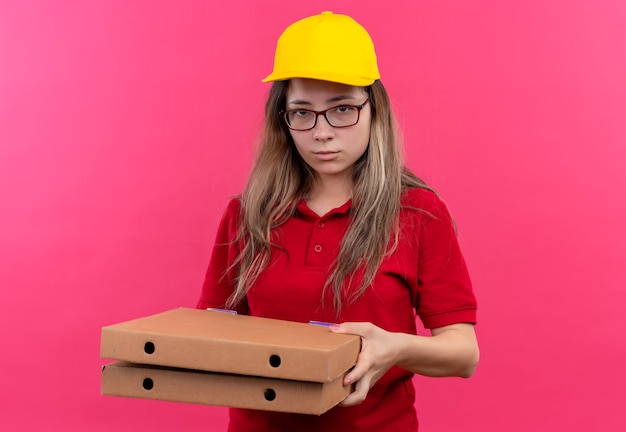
[198, 187, 477, 432]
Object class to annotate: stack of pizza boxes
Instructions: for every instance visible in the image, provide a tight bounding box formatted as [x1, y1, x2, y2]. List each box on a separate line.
[100, 308, 360, 415]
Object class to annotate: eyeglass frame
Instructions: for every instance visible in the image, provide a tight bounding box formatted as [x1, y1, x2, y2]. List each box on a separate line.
[280, 98, 370, 131]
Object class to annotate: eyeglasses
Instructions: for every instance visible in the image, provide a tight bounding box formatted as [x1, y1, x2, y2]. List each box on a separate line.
[280, 98, 370, 131]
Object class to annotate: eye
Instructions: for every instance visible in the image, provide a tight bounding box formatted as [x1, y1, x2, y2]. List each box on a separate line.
[292, 109, 313, 118]
[332, 106, 357, 115]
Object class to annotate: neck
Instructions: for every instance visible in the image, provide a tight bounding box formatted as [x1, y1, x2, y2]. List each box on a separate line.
[306, 174, 353, 216]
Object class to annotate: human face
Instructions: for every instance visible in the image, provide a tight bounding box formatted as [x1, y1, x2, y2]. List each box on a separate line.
[285, 78, 371, 184]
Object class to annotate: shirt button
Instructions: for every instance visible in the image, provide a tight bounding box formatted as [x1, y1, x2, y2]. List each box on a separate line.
[318, 222, 325, 229]
[314, 244, 322, 253]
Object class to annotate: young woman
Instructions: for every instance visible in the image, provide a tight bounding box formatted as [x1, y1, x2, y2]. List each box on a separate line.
[197, 11, 479, 432]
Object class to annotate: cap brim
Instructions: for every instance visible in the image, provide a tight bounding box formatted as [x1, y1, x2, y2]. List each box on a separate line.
[262, 70, 377, 87]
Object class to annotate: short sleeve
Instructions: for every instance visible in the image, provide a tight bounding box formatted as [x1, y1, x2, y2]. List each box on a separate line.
[196, 198, 248, 314]
[414, 194, 477, 329]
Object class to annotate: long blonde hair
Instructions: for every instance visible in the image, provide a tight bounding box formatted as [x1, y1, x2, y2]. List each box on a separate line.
[225, 80, 431, 313]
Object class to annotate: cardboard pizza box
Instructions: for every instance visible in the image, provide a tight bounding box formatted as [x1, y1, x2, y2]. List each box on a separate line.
[101, 361, 351, 415]
[100, 308, 360, 382]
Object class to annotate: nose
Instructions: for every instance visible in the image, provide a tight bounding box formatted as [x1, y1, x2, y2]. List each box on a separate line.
[312, 114, 335, 141]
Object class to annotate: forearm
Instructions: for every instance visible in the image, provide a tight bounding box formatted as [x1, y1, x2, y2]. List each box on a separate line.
[331, 321, 479, 406]
[393, 323, 479, 378]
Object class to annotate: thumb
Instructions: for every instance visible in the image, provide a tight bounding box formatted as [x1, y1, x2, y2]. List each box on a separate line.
[330, 321, 369, 337]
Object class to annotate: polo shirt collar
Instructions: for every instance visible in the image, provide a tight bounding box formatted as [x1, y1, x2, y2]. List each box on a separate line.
[295, 199, 352, 221]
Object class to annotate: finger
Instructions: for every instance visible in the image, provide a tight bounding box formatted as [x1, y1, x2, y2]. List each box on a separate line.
[344, 349, 372, 385]
[340, 374, 371, 407]
[330, 322, 371, 337]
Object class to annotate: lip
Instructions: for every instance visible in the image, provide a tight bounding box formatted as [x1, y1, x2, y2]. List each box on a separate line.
[313, 150, 339, 161]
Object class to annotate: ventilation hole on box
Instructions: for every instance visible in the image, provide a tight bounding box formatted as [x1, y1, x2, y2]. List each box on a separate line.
[143, 378, 154, 390]
[264, 388, 276, 401]
[269, 354, 281, 368]
[144, 341, 155, 354]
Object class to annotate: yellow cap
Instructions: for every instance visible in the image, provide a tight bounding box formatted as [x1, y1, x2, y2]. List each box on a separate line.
[262, 11, 380, 86]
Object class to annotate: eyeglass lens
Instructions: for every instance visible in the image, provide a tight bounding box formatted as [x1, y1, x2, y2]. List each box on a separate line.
[285, 106, 361, 130]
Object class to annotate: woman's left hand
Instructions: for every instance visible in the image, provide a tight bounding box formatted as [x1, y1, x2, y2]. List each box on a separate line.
[330, 322, 401, 407]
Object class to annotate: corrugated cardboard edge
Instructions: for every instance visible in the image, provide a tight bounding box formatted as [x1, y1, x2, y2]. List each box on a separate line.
[100, 308, 360, 382]
[101, 361, 351, 415]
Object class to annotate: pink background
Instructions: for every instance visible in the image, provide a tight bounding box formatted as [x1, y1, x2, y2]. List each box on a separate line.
[1, 0, 625, 430]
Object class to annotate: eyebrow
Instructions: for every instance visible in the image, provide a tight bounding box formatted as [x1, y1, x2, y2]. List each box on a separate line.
[286, 94, 358, 107]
